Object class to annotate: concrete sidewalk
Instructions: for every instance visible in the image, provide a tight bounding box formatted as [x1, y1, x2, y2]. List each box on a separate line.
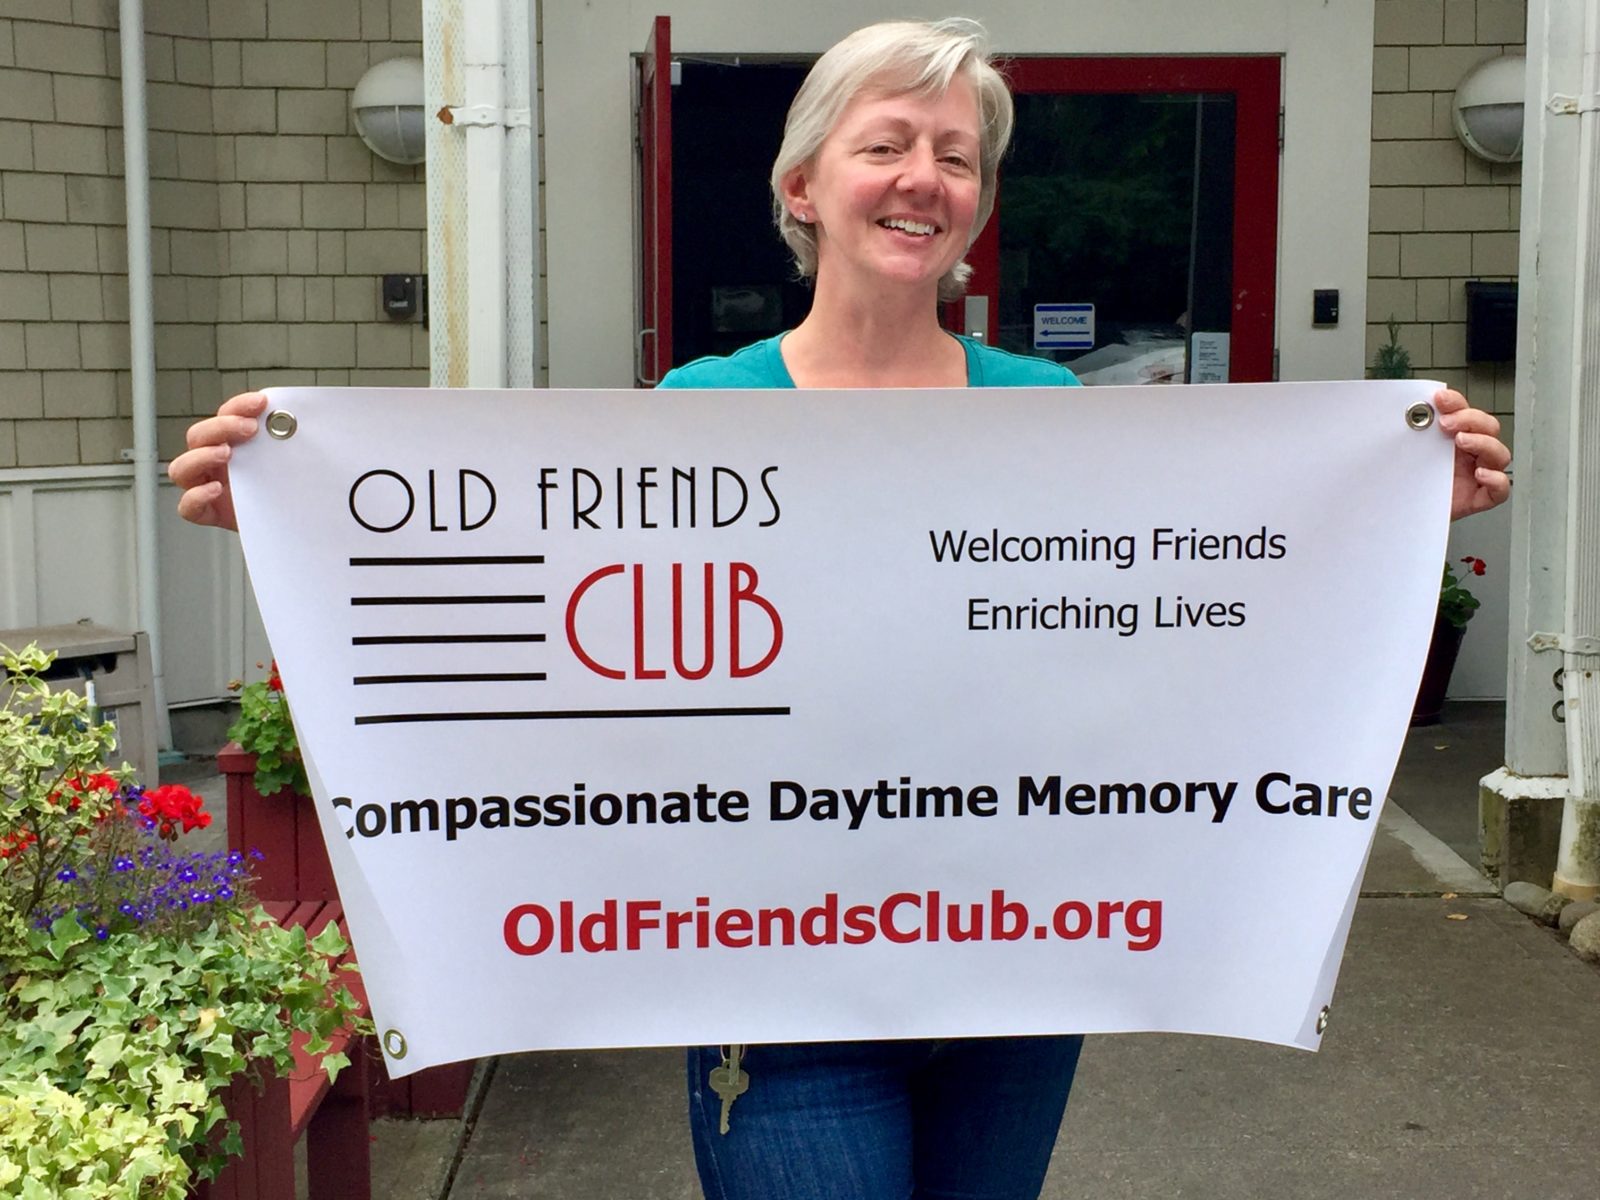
[175, 702, 1600, 1198]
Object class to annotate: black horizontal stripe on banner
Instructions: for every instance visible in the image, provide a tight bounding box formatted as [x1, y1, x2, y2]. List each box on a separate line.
[350, 595, 545, 605]
[349, 555, 546, 565]
[352, 672, 548, 685]
[354, 706, 791, 725]
[352, 634, 547, 645]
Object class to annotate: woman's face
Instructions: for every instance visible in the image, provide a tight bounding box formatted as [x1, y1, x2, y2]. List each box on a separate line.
[787, 76, 982, 298]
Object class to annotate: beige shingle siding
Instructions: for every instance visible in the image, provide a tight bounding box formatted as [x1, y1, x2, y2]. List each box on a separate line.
[0, 0, 427, 468]
[1369, 0, 1524, 424]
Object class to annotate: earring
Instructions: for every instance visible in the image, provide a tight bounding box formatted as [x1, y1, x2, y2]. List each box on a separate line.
[794, 211, 811, 224]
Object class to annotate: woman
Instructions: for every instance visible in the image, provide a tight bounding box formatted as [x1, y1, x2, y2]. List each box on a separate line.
[171, 19, 1510, 1199]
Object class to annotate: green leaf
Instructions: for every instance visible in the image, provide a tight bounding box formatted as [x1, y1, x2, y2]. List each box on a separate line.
[45, 917, 91, 961]
[309, 921, 348, 958]
[84, 1031, 127, 1079]
[321, 1050, 351, 1082]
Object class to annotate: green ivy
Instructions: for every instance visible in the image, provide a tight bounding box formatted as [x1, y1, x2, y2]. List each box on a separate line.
[1, 912, 365, 1196]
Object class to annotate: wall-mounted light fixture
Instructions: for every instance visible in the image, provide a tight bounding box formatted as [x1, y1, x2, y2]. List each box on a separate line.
[1452, 54, 1525, 164]
[352, 57, 426, 165]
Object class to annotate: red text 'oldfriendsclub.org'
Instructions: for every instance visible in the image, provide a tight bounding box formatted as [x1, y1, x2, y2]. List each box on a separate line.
[502, 890, 1163, 955]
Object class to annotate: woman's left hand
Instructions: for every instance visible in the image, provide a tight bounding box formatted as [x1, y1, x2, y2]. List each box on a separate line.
[1436, 388, 1511, 520]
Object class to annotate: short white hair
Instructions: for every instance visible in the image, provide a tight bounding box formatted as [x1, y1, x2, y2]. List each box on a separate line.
[769, 18, 1014, 303]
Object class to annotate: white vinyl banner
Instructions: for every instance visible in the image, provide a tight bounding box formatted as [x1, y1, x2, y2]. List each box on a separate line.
[230, 381, 1454, 1077]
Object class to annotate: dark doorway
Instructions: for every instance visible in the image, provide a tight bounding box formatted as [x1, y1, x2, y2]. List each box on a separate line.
[671, 61, 812, 366]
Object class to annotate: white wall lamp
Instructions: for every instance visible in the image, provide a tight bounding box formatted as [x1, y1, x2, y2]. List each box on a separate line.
[1452, 54, 1526, 164]
[352, 57, 426, 164]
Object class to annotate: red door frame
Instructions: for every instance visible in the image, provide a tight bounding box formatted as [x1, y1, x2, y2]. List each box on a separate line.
[638, 16, 672, 386]
[966, 56, 1280, 382]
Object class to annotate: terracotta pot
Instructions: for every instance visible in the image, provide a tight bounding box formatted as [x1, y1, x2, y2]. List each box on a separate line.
[1411, 613, 1467, 726]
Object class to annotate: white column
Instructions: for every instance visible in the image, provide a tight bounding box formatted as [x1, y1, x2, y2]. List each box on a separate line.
[1496, 0, 1600, 899]
[1552, 0, 1600, 900]
[425, 0, 540, 388]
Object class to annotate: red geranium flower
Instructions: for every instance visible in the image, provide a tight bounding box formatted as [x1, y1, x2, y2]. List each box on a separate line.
[1461, 556, 1487, 577]
[48, 772, 121, 812]
[267, 660, 284, 693]
[138, 783, 212, 840]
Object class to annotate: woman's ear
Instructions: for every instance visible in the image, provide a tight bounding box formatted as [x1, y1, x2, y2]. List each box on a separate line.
[779, 167, 811, 221]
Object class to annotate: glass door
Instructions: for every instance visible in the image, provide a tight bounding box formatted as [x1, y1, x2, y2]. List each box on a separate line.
[963, 57, 1280, 383]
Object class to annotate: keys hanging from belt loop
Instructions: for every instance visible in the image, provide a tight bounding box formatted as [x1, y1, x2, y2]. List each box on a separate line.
[709, 1044, 749, 1136]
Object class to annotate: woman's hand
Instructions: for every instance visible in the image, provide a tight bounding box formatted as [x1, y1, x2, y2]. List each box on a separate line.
[167, 392, 268, 531]
[1435, 388, 1511, 521]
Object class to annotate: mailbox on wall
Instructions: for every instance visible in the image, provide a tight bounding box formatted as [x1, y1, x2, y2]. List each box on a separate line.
[1465, 281, 1518, 363]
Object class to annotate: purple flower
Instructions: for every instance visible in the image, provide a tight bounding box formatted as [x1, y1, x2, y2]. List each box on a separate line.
[113, 857, 134, 872]
[55, 867, 77, 882]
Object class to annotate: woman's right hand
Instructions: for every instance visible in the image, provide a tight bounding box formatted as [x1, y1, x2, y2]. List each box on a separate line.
[168, 392, 269, 531]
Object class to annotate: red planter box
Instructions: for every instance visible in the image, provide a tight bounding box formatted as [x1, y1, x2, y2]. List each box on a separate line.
[219, 745, 473, 1118]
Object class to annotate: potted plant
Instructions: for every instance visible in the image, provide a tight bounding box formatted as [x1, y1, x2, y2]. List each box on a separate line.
[227, 661, 308, 801]
[0, 645, 366, 1198]
[1412, 557, 1486, 725]
[1371, 315, 1412, 379]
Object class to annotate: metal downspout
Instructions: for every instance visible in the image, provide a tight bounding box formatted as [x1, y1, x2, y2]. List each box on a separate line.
[118, 0, 172, 753]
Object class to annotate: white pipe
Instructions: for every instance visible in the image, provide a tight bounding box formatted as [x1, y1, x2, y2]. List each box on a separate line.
[521, 0, 543, 382]
[465, 0, 507, 387]
[1553, 2, 1600, 901]
[118, 0, 172, 757]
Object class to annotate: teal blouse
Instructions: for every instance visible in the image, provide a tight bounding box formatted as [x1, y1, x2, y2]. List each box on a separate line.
[657, 333, 1083, 389]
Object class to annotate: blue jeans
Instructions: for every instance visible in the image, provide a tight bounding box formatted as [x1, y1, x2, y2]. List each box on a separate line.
[687, 1036, 1084, 1200]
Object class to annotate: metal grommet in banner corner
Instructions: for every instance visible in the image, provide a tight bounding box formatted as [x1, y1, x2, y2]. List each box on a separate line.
[265, 410, 298, 439]
[383, 1029, 408, 1059]
[1404, 402, 1435, 430]
[1316, 1006, 1330, 1035]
